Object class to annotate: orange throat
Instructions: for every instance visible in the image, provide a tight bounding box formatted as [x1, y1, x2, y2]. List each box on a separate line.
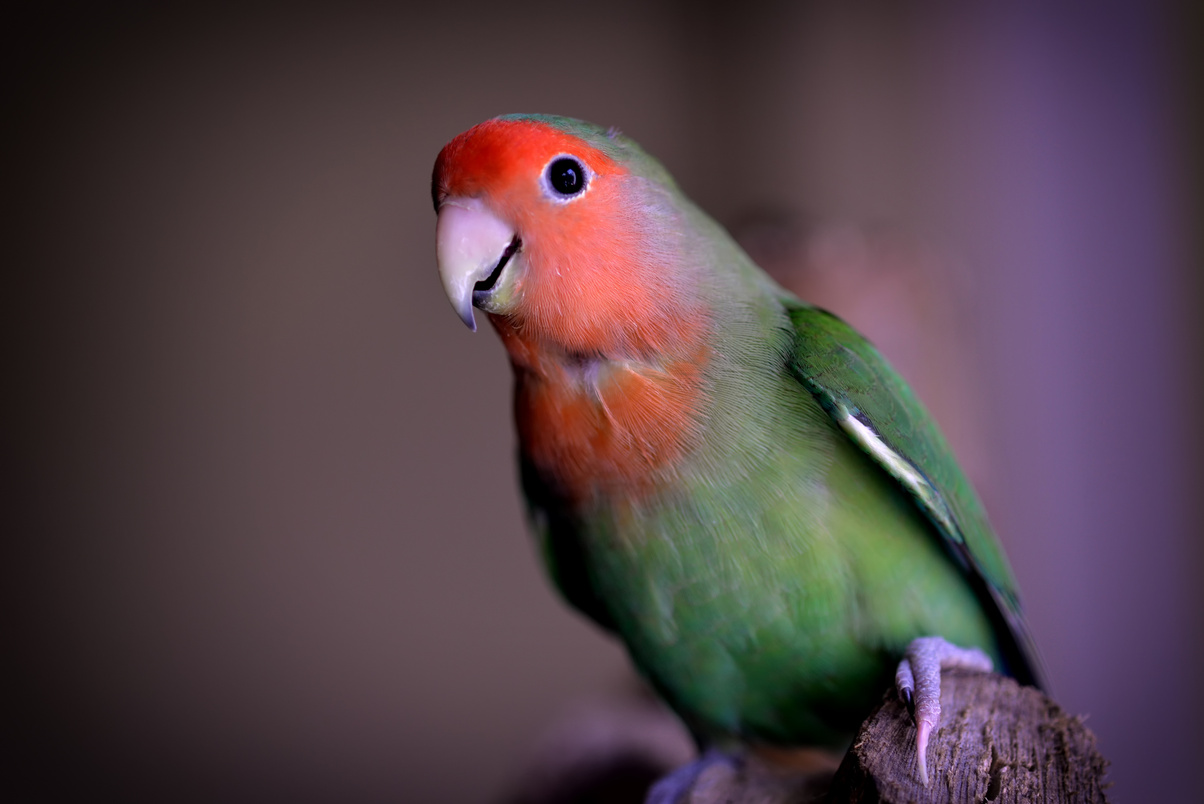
[493, 319, 708, 505]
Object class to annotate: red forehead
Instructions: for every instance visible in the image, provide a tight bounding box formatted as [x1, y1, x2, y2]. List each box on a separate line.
[433, 118, 619, 203]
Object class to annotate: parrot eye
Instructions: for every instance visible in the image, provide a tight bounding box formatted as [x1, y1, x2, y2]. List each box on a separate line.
[543, 156, 589, 200]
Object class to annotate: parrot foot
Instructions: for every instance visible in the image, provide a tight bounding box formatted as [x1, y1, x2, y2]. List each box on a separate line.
[894, 636, 993, 786]
[645, 747, 739, 804]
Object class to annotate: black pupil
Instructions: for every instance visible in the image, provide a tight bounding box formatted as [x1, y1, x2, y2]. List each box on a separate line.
[549, 157, 585, 196]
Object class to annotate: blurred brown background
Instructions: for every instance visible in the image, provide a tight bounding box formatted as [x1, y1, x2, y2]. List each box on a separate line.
[5, 2, 1201, 802]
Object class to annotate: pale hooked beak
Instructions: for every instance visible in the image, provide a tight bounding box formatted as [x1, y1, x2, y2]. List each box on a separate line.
[435, 197, 520, 331]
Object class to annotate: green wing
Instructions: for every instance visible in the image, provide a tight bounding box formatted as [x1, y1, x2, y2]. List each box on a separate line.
[785, 302, 1046, 690]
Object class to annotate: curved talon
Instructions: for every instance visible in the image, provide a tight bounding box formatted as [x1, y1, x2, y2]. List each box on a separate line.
[915, 718, 934, 785]
[895, 659, 916, 708]
[895, 636, 994, 785]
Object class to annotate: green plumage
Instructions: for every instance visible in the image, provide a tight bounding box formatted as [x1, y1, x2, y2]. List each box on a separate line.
[490, 116, 1043, 750]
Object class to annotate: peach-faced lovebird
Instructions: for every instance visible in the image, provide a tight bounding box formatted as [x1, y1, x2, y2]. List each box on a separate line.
[432, 115, 1044, 798]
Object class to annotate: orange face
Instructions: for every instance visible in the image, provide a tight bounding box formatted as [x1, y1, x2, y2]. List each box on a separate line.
[434, 116, 711, 502]
[433, 117, 698, 359]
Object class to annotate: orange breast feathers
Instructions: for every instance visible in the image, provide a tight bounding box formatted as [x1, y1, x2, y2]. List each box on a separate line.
[502, 324, 709, 503]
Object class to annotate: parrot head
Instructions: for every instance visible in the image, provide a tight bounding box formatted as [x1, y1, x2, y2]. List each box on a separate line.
[432, 114, 703, 358]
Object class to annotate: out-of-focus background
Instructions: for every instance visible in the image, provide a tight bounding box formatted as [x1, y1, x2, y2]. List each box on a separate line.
[5, 2, 1200, 801]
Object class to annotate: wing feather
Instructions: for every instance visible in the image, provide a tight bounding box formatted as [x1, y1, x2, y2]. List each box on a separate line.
[785, 302, 1046, 689]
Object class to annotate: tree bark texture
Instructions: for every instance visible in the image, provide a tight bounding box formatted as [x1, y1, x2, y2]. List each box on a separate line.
[827, 670, 1110, 803]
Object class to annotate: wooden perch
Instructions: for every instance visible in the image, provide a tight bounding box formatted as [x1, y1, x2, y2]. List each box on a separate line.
[661, 670, 1109, 804]
[507, 670, 1109, 803]
[828, 669, 1110, 803]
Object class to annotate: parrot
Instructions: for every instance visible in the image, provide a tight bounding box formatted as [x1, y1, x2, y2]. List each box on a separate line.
[431, 114, 1045, 798]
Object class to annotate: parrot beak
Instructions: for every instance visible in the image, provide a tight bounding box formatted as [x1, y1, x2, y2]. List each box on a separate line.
[436, 197, 520, 331]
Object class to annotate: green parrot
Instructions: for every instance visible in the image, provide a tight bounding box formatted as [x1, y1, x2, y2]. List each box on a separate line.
[432, 114, 1044, 797]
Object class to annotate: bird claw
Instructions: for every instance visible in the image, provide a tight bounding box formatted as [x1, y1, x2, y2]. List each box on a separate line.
[894, 636, 993, 785]
[645, 748, 738, 804]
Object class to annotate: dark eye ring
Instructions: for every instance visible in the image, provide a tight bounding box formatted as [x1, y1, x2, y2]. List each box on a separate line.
[544, 156, 588, 199]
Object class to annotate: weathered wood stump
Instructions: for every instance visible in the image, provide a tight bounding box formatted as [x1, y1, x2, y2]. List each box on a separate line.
[829, 669, 1109, 803]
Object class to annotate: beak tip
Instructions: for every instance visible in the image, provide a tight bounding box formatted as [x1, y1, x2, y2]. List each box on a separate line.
[456, 298, 477, 331]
